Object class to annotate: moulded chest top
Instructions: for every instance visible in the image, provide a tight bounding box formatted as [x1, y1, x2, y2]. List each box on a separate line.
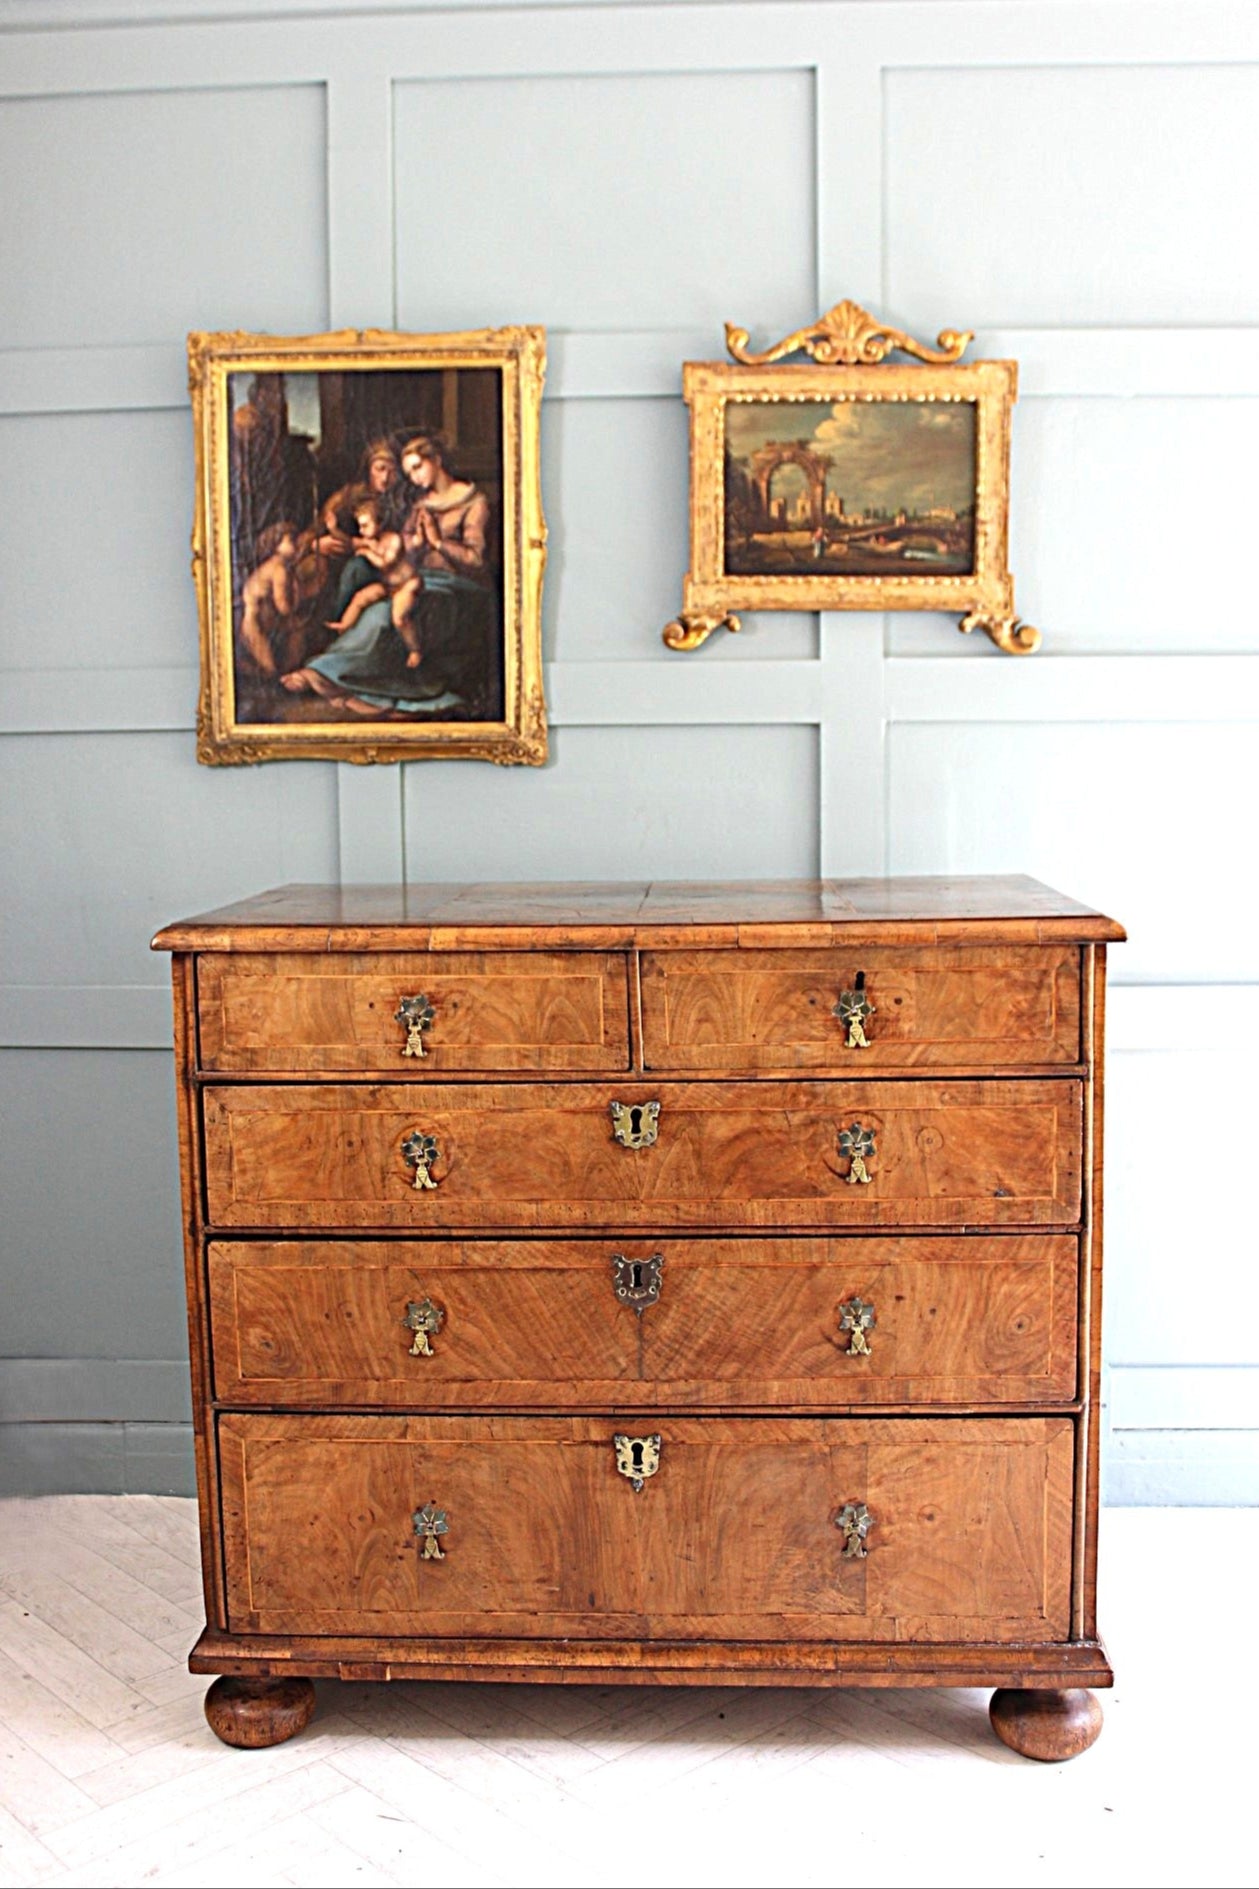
[152, 877, 1125, 953]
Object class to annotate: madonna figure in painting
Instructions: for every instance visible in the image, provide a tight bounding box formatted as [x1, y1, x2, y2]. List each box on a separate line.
[280, 433, 499, 718]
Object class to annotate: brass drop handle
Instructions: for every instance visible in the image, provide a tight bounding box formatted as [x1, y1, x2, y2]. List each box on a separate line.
[837, 1501, 873, 1558]
[611, 1253, 663, 1313]
[401, 1129, 440, 1191]
[610, 1100, 661, 1149]
[402, 1297, 444, 1356]
[834, 974, 875, 1049]
[838, 1122, 876, 1186]
[614, 1433, 661, 1492]
[838, 1297, 876, 1355]
[395, 993, 435, 1058]
[413, 1502, 448, 1559]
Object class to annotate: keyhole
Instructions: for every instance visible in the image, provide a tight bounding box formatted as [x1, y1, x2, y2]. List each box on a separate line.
[854, 971, 865, 992]
[629, 1106, 643, 1136]
[630, 1441, 645, 1471]
[630, 1261, 645, 1291]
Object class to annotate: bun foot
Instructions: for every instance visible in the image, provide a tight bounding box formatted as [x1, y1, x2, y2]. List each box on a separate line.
[989, 1687, 1102, 1762]
[204, 1676, 316, 1748]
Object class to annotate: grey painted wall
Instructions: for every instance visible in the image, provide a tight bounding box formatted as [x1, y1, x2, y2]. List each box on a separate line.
[2, 0, 1258, 1502]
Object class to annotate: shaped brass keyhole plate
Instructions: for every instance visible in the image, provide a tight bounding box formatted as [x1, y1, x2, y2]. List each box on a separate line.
[614, 1433, 661, 1492]
[610, 1100, 661, 1149]
[611, 1253, 664, 1313]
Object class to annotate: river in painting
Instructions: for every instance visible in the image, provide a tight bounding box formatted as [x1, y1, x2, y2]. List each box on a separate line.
[723, 396, 977, 579]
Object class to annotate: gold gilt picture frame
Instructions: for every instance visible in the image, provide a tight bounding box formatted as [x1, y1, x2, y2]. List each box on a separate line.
[189, 326, 548, 765]
[664, 301, 1038, 656]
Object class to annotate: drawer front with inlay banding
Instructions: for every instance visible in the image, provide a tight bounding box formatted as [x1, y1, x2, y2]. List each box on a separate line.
[640, 945, 1081, 1072]
[218, 1413, 1075, 1643]
[197, 951, 632, 1074]
[207, 1235, 1079, 1407]
[202, 1079, 1083, 1231]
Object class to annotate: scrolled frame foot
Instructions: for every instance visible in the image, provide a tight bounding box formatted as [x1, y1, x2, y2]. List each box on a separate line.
[958, 611, 1042, 654]
[204, 1675, 316, 1749]
[662, 612, 742, 652]
[989, 1687, 1103, 1762]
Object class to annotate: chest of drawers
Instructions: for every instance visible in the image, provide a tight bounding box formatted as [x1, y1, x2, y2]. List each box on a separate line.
[154, 876, 1123, 1761]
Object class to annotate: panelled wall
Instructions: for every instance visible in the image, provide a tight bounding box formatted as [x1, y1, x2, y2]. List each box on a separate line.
[2, 0, 1256, 1501]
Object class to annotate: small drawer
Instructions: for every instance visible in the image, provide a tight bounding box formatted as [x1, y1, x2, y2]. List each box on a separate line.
[641, 945, 1080, 1071]
[197, 950, 631, 1074]
[208, 1234, 1078, 1408]
[219, 1412, 1074, 1642]
[202, 1079, 1083, 1232]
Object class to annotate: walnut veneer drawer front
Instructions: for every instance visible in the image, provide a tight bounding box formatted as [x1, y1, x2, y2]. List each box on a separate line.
[219, 1414, 1074, 1643]
[198, 951, 630, 1072]
[202, 1079, 1083, 1230]
[208, 1236, 1078, 1407]
[641, 945, 1080, 1071]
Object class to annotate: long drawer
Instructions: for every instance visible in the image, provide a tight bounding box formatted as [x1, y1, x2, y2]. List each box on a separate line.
[218, 1413, 1075, 1642]
[202, 1079, 1083, 1230]
[640, 945, 1080, 1071]
[208, 1235, 1079, 1407]
[198, 951, 631, 1073]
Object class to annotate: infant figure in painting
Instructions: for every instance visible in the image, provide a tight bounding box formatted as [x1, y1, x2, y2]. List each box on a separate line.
[238, 522, 302, 677]
[323, 499, 423, 666]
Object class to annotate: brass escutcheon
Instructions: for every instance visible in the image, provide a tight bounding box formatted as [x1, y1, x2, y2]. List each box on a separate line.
[395, 994, 435, 1059]
[401, 1129, 440, 1191]
[614, 1434, 661, 1492]
[412, 1502, 448, 1560]
[610, 1100, 661, 1150]
[838, 1297, 876, 1356]
[611, 1253, 664, 1314]
[834, 985, 875, 1050]
[838, 1122, 876, 1186]
[402, 1297, 444, 1357]
[837, 1501, 873, 1559]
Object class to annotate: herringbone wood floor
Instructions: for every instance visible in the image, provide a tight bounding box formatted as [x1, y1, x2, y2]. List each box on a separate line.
[0, 1500, 1252, 1889]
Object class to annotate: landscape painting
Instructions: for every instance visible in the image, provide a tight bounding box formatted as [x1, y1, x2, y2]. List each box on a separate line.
[723, 396, 977, 579]
[189, 328, 548, 765]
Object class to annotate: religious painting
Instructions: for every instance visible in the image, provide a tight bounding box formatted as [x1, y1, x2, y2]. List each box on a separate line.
[189, 327, 547, 764]
[664, 301, 1037, 655]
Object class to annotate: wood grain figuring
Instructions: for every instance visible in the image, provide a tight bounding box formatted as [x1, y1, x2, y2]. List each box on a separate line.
[207, 1235, 1078, 1407]
[641, 945, 1080, 1071]
[217, 1414, 1074, 1643]
[201, 1079, 1083, 1230]
[151, 875, 1127, 955]
[189, 1626, 1114, 1688]
[198, 950, 631, 1073]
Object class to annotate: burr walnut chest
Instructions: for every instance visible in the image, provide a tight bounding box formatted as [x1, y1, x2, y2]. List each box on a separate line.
[154, 877, 1123, 1761]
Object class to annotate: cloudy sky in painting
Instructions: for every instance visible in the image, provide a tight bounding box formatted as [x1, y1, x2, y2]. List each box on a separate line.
[725, 398, 976, 512]
[229, 370, 322, 443]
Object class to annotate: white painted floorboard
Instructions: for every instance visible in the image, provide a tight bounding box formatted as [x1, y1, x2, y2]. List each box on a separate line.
[0, 1500, 1253, 1888]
